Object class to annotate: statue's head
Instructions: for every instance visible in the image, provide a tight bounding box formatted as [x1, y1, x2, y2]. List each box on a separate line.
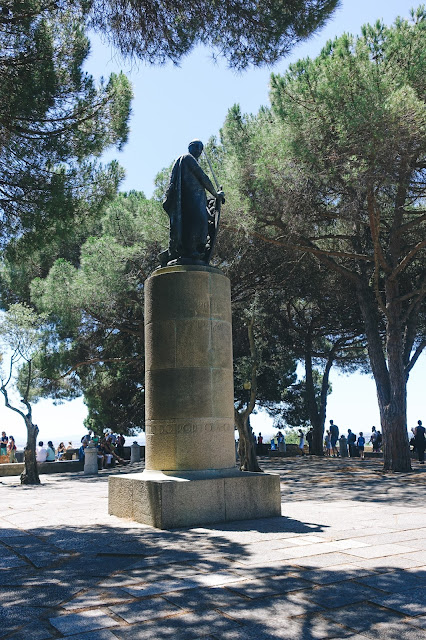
[188, 139, 203, 159]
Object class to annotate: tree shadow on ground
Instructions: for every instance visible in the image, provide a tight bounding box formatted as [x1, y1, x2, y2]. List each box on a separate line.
[267, 457, 426, 506]
[1, 461, 425, 639]
[1, 514, 425, 640]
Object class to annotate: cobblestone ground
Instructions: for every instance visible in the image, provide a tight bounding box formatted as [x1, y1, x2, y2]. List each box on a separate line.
[1, 457, 425, 640]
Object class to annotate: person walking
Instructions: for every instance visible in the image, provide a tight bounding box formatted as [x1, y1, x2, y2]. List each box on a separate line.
[357, 432, 365, 460]
[414, 420, 425, 464]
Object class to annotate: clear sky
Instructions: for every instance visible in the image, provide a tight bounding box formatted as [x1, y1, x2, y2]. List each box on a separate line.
[1, 0, 423, 448]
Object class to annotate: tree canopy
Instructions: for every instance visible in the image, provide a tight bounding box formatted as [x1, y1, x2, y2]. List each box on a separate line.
[0, 0, 132, 245]
[88, 0, 340, 69]
[221, 7, 426, 470]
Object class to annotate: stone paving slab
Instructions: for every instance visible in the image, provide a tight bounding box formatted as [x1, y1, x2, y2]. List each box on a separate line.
[368, 586, 426, 616]
[0, 457, 425, 640]
[354, 567, 426, 592]
[49, 609, 119, 636]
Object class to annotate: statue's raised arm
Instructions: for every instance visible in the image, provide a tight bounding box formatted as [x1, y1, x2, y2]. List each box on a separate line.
[160, 140, 224, 266]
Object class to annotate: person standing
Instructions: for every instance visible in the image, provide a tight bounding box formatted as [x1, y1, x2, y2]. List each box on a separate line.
[414, 420, 425, 464]
[116, 434, 126, 458]
[277, 431, 286, 453]
[7, 436, 16, 463]
[357, 432, 365, 460]
[329, 420, 339, 457]
[347, 429, 356, 457]
[324, 430, 331, 456]
[1, 432, 8, 456]
[369, 426, 379, 453]
[306, 427, 314, 454]
[298, 429, 305, 456]
[375, 431, 382, 453]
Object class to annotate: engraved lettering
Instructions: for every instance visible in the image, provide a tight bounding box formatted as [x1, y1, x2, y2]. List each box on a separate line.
[146, 420, 233, 436]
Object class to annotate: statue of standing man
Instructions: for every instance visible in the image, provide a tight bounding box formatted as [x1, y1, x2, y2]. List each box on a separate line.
[161, 140, 225, 266]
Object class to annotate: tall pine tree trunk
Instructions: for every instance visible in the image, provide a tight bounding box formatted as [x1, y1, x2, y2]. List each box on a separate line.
[357, 282, 411, 472]
[233, 306, 262, 472]
[304, 332, 335, 456]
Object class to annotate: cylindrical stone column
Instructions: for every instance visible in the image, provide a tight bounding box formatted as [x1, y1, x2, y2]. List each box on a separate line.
[131, 442, 141, 463]
[144, 265, 235, 472]
[84, 441, 98, 475]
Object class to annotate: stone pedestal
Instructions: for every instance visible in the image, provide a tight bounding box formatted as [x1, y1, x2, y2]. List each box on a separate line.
[84, 442, 98, 475]
[109, 265, 281, 528]
[130, 442, 141, 464]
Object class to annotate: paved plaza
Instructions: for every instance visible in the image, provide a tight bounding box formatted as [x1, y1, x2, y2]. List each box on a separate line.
[1, 457, 425, 640]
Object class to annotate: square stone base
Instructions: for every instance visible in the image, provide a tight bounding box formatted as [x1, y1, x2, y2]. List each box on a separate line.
[108, 469, 281, 529]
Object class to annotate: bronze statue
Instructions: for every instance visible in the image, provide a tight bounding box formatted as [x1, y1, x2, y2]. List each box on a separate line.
[160, 140, 225, 266]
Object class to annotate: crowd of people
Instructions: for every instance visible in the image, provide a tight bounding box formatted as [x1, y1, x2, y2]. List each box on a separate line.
[35, 440, 74, 462]
[318, 422, 376, 459]
[252, 418, 425, 463]
[30, 432, 129, 469]
[78, 431, 128, 468]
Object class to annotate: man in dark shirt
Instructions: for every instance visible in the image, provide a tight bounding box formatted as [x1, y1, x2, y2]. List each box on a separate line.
[347, 429, 356, 457]
[329, 420, 339, 457]
[1, 431, 8, 456]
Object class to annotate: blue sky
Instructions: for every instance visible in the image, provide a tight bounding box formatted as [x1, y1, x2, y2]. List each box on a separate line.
[1, 0, 423, 447]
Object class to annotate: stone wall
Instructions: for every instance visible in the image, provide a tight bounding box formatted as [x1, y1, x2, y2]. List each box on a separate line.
[0, 460, 83, 477]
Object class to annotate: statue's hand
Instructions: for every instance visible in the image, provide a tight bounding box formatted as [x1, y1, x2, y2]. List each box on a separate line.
[216, 190, 225, 204]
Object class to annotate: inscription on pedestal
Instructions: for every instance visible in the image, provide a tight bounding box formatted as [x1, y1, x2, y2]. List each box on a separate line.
[146, 420, 233, 437]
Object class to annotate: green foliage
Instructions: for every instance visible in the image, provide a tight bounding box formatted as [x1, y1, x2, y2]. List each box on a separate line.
[0, 0, 132, 245]
[0, 303, 47, 361]
[0, 303, 53, 404]
[30, 191, 164, 433]
[280, 372, 330, 428]
[89, 0, 340, 70]
[220, 8, 426, 469]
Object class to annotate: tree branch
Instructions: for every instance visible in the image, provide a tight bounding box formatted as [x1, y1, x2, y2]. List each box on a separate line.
[406, 340, 426, 377]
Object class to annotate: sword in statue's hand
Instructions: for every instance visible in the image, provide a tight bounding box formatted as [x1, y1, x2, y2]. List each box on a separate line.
[203, 149, 225, 207]
[203, 149, 224, 263]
